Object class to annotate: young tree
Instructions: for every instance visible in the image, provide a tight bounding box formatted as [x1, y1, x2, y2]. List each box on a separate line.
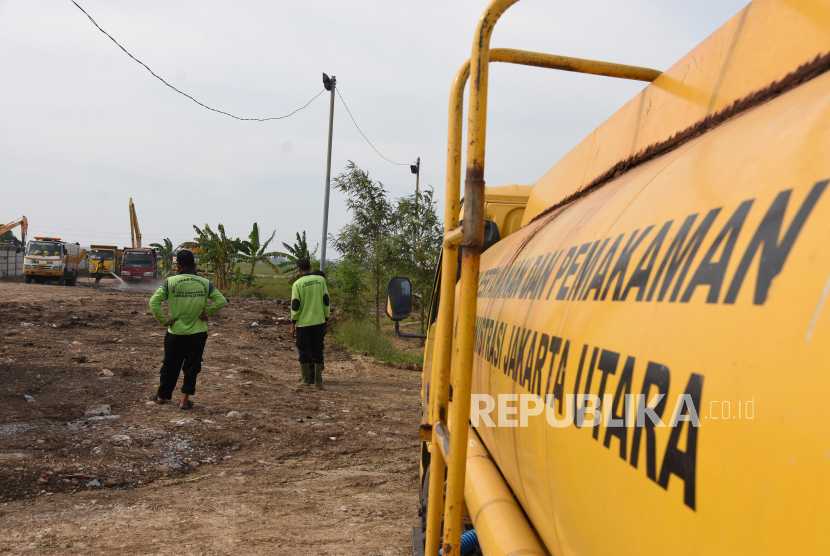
[331, 161, 394, 330]
[392, 186, 443, 334]
[237, 223, 281, 288]
[327, 252, 368, 319]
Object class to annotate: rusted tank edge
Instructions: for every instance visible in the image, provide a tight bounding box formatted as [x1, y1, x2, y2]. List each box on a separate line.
[527, 49, 830, 226]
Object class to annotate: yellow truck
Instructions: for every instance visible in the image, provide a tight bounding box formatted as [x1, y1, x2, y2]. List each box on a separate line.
[89, 244, 122, 284]
[387, 1, 830, 555]
[23, 237, 85, 286]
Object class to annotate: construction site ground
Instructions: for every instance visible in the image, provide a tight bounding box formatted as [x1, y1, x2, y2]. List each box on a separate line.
[0, 281, 422, 555]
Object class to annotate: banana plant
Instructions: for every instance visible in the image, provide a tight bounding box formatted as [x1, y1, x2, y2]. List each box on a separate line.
[149, 238, 174, 277]
[237, 223, 281, 288]
[192, 224, 243, 288]
[274, 231, 318, 273]
[230, 266, 245, 292]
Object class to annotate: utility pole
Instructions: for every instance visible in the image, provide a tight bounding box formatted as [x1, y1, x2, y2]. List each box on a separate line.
[319, 73, 336, 273]
[410, 157, 421, 256]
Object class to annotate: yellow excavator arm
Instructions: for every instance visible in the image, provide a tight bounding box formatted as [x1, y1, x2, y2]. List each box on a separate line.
[0, 216, 27, 244]
[129, 199, 141, 249]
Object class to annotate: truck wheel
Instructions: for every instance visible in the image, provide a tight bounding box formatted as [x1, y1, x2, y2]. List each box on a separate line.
[24, 275, 32, 284]
[58, 276, 65, 286]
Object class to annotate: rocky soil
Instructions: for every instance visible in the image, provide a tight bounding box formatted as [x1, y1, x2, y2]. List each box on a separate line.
[0, 281, 423, 555]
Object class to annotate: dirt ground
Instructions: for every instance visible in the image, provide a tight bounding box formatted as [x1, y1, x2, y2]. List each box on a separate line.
[0, 281, 423, 555]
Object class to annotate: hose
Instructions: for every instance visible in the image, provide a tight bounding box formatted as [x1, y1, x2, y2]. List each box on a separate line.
[439, 529, 478, 555]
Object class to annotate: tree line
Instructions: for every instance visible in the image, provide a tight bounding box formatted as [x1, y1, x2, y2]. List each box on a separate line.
[331, 161, 442, 334]
[150, 224, 311, 291]
[148, 161, 442, 334]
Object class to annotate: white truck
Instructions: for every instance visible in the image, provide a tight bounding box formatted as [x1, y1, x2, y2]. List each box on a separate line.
[23, 237, 85, 286]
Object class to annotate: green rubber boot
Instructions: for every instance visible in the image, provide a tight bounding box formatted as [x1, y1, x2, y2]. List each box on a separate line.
[299, 363, 314, 387]
[314, 364, 324, 390]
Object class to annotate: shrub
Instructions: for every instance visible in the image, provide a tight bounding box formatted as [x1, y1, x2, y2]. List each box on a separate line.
[327, 254, 367, 319]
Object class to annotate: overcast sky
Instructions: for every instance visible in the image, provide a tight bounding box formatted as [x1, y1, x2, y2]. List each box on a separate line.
[0, 0, 748, 255]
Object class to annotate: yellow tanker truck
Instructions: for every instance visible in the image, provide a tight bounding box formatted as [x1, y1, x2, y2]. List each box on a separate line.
[23, 237, 85, 286]
[387, 1, 830, 555]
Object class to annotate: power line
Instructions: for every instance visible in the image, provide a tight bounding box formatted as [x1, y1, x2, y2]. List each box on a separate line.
[70, 0, 325, 121]
[29, 225, 297, 240]
[30, 226, 195, 236]
[336, 87, 409, 167]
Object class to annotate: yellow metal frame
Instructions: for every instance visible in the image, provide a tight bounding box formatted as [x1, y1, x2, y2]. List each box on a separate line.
[424, 1, 662, 554]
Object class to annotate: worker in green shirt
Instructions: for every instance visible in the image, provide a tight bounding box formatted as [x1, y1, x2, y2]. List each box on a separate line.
[148, 250, 227, 409]
[291, 257, 331, 389]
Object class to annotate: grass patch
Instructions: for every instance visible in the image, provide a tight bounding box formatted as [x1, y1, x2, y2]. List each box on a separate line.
[332, 319, 424, 365]
[252, 262, 286, 276]
[220, 276, 292, 299]
[378, 314, 422, 327]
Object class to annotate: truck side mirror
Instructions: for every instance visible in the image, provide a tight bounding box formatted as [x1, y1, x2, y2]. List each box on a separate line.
[482, 220, 501, 252]
[457, 220, 501, 282]
[386, 277, 413, 321]
[456, 219, 501, 263]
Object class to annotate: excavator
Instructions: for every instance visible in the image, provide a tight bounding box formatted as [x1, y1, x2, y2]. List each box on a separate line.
[121, 199, 157, 282]
[0, 216, 27, 245]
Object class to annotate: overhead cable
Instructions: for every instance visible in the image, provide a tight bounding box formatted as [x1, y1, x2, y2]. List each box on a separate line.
[70, 0, 324, 121]
[30, 226, 297, 240]
[336, 87, 409, 167]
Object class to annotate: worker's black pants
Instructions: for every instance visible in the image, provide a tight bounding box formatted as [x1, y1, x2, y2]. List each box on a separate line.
[295, 323, 325, 365]
[157, 331, 207, 398]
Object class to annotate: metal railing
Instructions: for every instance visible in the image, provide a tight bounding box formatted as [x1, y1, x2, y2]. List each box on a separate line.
[424, 1, 662, 554]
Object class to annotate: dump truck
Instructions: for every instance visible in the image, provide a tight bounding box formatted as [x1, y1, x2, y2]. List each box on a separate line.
[88, 244, 122, 284]
[386, 1, 830, 555]
[23, 237, 85, 285]
[120, 248, 157, 282]
[120, 198, 158, 281]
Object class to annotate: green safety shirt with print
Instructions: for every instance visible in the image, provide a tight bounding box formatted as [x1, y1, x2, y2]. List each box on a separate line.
[149, 269, 227, 335]
[291, 274, 331, 327]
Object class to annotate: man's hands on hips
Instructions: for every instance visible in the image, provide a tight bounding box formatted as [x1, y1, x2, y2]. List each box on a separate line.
[163, 317, 179, 328]
[199, 312, 209, 322]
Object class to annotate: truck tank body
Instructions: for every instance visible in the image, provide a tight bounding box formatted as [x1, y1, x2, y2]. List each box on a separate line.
[461, 1, 830, 554]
